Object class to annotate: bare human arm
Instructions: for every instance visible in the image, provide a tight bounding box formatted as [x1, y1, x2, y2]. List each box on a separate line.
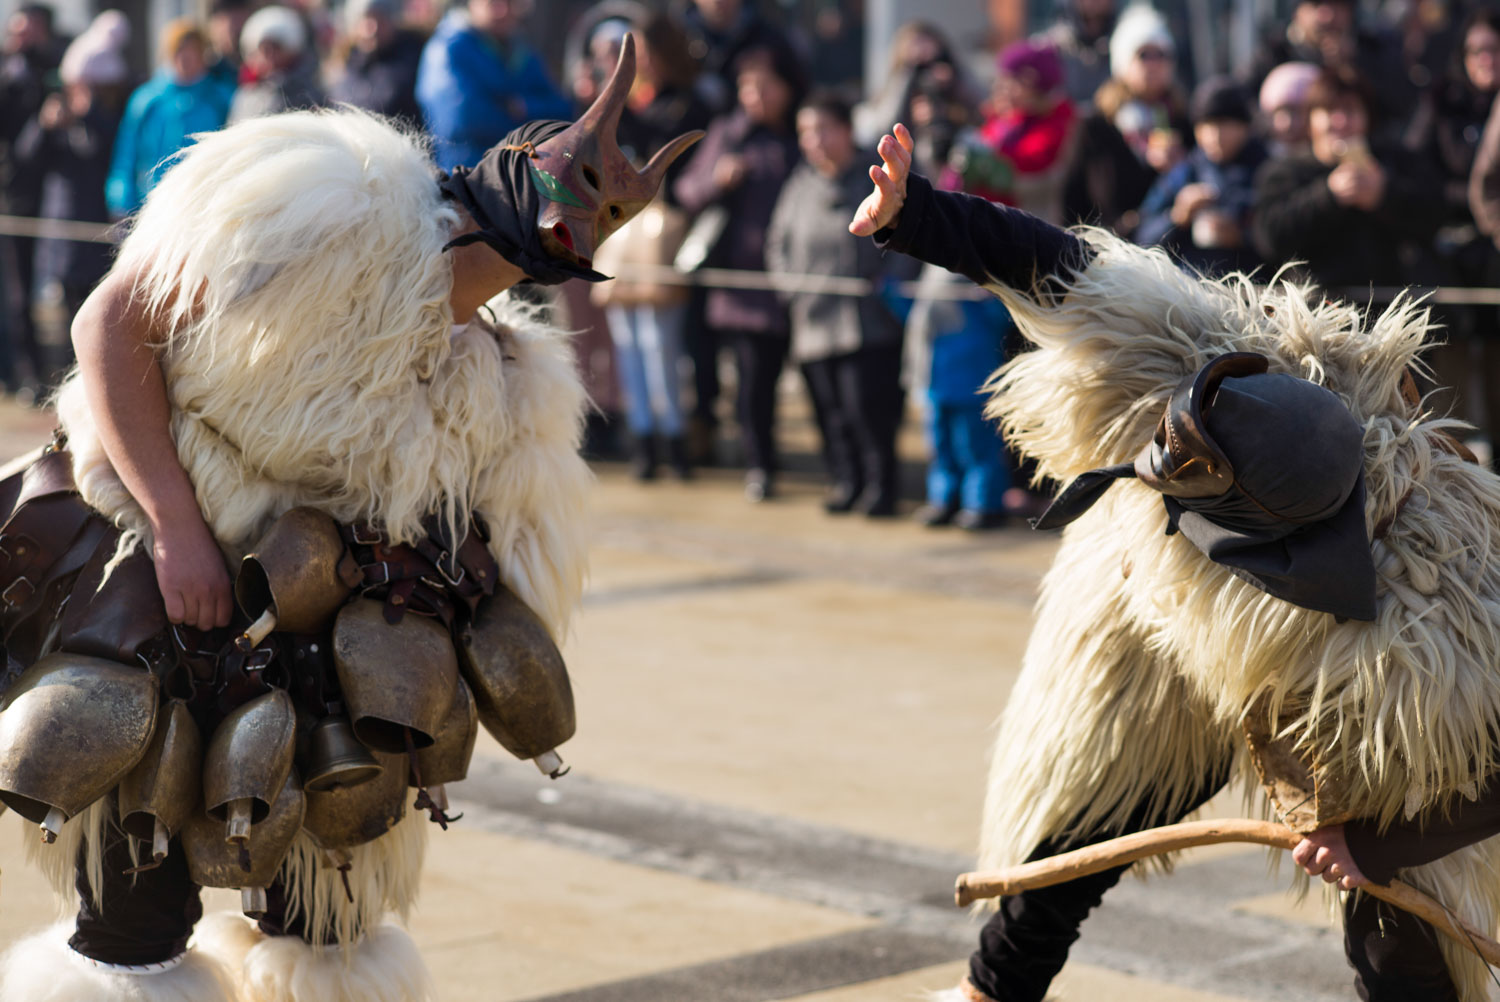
[70, 267, 233, 630]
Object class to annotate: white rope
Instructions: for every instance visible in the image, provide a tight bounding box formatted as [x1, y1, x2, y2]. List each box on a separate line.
[7, 213, 1500, 304]
[69, 947, 188, 975]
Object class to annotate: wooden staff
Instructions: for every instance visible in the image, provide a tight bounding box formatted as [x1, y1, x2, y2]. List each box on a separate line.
[955, 818, 1500, 967]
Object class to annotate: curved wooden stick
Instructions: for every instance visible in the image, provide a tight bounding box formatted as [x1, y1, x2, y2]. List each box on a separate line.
[955, 818, 1500, 968]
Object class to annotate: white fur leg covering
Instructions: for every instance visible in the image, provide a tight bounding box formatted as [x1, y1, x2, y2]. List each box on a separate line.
[242, 924, 433, 1002]
[0, 921, 239, 1002]
[192, 911, 264, 995]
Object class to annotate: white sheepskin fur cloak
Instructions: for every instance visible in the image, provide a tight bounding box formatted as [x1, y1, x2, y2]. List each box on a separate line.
[44, 109, 591, 961]
[973, 231, 1500, 1001]
[53, 108, 591, 641]
[0, 920, 239, 1002]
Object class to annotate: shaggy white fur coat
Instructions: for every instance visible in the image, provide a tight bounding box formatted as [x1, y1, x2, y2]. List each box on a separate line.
[39, 110, 591, 973]
[975, 232, 1500, 1000]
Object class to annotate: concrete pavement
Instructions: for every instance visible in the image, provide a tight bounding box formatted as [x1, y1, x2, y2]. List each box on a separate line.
[0, 398, 1353, 1001]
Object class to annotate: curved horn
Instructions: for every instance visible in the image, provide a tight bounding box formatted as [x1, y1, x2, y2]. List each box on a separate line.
[575, 32, 636, 146]
[638, 129, 706, 192]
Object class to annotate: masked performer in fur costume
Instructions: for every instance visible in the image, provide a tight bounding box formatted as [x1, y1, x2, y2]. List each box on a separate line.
[851, 124, 1500, 1002]
[0, 37, 699, 1002]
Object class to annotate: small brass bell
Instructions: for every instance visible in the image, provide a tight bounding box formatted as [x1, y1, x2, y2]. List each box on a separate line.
[303, 715, 382, 793]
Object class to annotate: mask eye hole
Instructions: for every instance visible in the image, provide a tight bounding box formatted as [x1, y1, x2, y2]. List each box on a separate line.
[582, 165, 601, 191]
[607, 204, 623, 221]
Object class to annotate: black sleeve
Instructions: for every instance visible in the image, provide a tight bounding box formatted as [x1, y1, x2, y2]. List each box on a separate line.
[1345, 779, 1500, 886]
[874, 173, 1091, 295]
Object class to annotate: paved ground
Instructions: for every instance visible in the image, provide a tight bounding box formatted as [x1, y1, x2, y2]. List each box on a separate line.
[0, 397, 1356, 1001]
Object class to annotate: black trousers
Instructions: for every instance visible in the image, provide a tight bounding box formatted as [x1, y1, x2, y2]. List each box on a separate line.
[69, 814, 320, 965]
[800, 345, 904, 503]
[728, 330, 788, 475]
[967, 763, 1458, 1002]
[687, 289, 719, 425]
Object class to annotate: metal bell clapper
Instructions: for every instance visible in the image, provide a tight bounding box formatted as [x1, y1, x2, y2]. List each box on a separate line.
[303, 714, 382, 793]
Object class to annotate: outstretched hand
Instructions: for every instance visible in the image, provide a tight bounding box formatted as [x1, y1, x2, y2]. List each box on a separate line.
[1292, 824, 1369, 891]
[849, 123, 914, 238]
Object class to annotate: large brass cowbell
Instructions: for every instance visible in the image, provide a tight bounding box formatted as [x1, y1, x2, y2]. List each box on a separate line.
[333, 599, 458, 753]
[117, 700, 202, 865]
[458, 586, 575, 778]
[235, 506, 361, 648]
[203, 689, 297, 848]
[0, 652, 158, 841]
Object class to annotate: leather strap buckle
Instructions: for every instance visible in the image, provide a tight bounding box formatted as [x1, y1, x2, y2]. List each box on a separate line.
[2, 576, 35, 607]
[435, 550, 465, 588]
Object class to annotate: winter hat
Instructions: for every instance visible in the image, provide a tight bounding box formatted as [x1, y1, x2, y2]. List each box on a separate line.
[241, 5, 308, 59]
[1109, 4, 1175, 79]
[60, 10, 130, 86]
[998, 40, 1064, 95]
[1191, 76, 1252, 123]
[1258, 61, 1320, 114]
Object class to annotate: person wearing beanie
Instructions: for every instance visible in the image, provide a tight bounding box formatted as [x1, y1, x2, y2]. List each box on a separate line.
[1257, 59, 1320, 154]
[1254, 67, 1443, 296]
[106, 19, 233, 218]
[1247, 0, 1410, 145]
[1092, 3, 1187, 177]
[943, 41, 1077, 221]
[1135, 75, 1267, 275]
[228, 4, 325, 123]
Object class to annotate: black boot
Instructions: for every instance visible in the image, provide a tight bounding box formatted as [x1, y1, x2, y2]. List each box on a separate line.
[664, 436, 693, 480]
[631, 435, 658, 481]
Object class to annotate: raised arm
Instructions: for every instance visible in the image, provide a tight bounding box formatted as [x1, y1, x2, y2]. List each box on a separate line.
[850, 124, 1089, 295]
[70, 268, 233, 630]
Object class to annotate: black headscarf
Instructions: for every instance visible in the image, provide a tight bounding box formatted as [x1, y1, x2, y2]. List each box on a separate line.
[1034, 373, 1378, 622]
[437, 121, 610, 286]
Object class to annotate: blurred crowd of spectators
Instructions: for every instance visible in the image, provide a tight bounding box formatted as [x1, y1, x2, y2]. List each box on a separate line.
[5, 0, 1500, 526]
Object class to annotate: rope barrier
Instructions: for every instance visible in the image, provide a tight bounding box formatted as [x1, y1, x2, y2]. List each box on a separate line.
[7, 213, 1500, 305]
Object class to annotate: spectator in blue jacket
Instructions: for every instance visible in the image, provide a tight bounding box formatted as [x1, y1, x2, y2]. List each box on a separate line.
[1135, 75, 1267, 275]
[106, 19, 232, 218]
[416, 0, 572, 170]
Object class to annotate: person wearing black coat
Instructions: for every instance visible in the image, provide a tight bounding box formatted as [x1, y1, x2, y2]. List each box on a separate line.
[1254, 70, 1443, 295]
[1405, 8, 1500, 458]
[673, 41, 803, 501]
[330, 0, 424, 126]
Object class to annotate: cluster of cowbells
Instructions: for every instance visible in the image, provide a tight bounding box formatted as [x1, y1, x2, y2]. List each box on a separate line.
[0, 507, 575, 916]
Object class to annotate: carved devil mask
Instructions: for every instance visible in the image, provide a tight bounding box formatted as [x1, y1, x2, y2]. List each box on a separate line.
[529, 33, 702, 270]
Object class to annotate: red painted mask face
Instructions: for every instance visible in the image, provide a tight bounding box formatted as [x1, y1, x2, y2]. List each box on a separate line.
[527, 34, 703, 269]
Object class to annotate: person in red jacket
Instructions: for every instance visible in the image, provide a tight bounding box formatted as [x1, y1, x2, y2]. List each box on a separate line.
[943, 40, 1077, 223]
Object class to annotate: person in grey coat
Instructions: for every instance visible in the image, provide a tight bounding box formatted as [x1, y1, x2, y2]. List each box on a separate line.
[767, 91, 915, 516]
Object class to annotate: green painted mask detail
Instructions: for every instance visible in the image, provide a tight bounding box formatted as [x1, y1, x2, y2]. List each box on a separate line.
[529, 164, 589, 209]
